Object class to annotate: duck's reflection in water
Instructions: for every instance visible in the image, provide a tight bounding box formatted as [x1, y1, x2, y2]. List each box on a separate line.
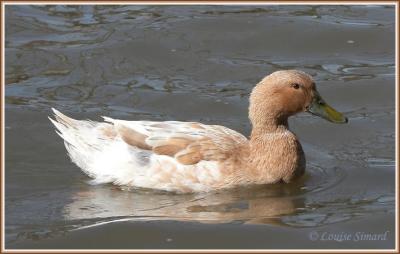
[62, 140, 342, 228]
[64, 178, 307, 227]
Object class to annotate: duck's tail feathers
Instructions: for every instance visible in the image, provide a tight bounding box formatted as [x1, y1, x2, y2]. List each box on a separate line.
[49, 108, 104, 176]
[50, 108, 79, 127]
[49, 108, 153, 186]
[48, 108, 88, 146]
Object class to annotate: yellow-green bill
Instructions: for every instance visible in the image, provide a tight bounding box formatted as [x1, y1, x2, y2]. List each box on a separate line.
[306, 91, 348, 124]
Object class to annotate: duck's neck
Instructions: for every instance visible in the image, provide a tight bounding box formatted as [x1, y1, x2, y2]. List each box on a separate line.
[246, 115, 304, 183]
[250, 115, 289, 137]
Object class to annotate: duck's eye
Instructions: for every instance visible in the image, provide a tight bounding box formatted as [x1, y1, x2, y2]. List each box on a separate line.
[291, 83, 300, 89]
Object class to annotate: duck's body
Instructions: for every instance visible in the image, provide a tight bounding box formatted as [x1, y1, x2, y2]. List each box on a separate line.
[50, 111, 304, 193]
[50, 70, 347, 193]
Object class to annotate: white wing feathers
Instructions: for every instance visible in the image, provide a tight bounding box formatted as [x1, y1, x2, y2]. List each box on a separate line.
[103, 118, 248, 165]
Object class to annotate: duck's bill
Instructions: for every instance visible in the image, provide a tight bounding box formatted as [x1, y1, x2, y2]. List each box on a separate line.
[306, 92, 348, 124]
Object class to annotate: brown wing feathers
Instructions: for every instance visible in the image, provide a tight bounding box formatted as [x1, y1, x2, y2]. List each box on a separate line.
[113, 122, 246, 165]
[115, 124, 152, 150]
[152, 137, 193, 157]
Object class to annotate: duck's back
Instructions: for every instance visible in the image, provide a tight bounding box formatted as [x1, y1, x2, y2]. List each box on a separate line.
[49, 109, 248, 193]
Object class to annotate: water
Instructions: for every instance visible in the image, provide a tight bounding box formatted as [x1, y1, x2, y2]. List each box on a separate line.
[5, 5, 395, 249]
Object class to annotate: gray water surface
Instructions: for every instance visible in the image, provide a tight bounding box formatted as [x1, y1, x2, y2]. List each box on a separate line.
[5, 5, 396, 249]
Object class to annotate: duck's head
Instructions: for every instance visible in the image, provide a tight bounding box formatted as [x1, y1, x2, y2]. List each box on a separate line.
[249, 70, 348, 128]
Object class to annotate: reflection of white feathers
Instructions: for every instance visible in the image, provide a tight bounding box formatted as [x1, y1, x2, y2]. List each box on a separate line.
[49, 108, 247, 193]
[64, 186, 296, 227]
